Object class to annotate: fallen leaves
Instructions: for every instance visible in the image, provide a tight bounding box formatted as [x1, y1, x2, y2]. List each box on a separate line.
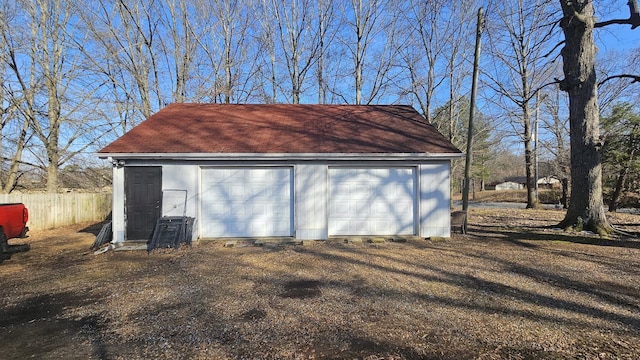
[1, 209, 640, 359]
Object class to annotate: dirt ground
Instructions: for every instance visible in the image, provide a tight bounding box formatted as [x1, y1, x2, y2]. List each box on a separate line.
[1, 208, 640, 359]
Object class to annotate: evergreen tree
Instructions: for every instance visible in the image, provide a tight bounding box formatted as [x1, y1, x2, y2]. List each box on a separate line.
[602, 102, 640, 211]
[431, 98, 494, 193]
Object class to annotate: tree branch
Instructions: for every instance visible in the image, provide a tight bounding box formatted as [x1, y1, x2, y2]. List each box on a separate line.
[595, 0, 640, 29]
[543, 40, 564, 58]
[598, 74, 640, 86]
[0, 157, 40, 168]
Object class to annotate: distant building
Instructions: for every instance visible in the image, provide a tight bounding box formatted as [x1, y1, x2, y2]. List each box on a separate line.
[487, 175, 560, 191]
[489, 176, 526, 190]
[537, 176, 561, 189]
[495, 181, 525, 190]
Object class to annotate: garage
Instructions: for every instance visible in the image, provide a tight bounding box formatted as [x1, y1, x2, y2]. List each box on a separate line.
[328, 167, 416, 236]
[101, 104, 463, 242]
[201, 167, 293, 237]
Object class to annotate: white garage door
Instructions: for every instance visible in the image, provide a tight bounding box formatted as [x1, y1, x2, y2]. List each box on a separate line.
[201, 167, 293, 237]
[329, 167, 416, 236]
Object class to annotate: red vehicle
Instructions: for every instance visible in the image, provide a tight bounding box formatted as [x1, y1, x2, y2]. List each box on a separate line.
[0, 203, 29, 254]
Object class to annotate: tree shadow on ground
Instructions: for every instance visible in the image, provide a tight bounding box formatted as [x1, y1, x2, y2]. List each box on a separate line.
[0, 291, 110, 359]
[301, 244, 640, 334]
[0, 243, 31, 264]
[469, 223, 640, 249]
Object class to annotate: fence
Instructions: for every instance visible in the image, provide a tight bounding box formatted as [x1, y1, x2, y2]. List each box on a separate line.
[0, 193, 112, 231]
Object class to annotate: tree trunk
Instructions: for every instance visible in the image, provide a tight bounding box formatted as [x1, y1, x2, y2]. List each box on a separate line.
[523, 104, 539, 208]
[557, 0, 612, 234]
[608, 166, 628, 212]
[561, 178, 569, 209]
[353, 0, 362, 105]
[608, 144, 635, 212]
[47, 161, 59, 193]
[2, 118, 30, 194]
[317, 0, 326, 104]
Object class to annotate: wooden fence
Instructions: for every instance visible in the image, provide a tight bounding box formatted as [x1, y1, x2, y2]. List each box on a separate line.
[0, 193, 112, 231]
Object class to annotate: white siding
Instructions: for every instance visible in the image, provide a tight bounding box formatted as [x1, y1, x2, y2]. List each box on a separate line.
[112, 166, 126, 242]
[163, 165, 199, 218]
[419, 163, 451, 237]
[295, 164, 328, 240]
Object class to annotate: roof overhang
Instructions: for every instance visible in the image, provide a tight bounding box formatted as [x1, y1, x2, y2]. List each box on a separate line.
[98, 152, 464, 162]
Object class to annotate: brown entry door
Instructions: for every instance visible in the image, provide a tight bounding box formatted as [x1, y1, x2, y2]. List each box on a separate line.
[125, 166, 162, 240]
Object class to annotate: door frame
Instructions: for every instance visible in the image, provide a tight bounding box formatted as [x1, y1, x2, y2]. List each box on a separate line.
[125, 166, 162, 241]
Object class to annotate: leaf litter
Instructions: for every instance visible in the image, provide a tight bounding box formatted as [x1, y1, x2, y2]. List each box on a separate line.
[1, 209, 639, 359]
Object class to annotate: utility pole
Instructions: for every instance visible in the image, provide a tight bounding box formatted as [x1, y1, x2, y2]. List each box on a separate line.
[534, 91, 540, 202]
[462, 7, 483, 212]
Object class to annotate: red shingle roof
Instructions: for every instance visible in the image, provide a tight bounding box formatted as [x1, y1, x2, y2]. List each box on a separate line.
[98, 104, 461, 155]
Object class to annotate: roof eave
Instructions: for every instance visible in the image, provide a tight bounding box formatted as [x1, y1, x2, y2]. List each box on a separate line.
[97, 152, 464, 161]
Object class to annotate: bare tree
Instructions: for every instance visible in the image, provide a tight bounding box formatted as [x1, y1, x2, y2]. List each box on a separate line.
[82, 0, 164, 120]
[77, 5, 136, 135]
[596, 49, 640, 113]
[2, 0, 105, 192]
[486, 0, 558, 208]
[556, 0, 640, 233]
[269, 0, 320, 104]
[445, 1, 476, 144]
[253, 0, 280, 103]
[197, 0, 257, 103]
[162, 0, 196, 103]
[343, 0, 399, 105]
[399, 0, 475, 124]
[0, 2, 31, 193]
[351, 0, 379, 104]
[539, 82, 570, 206]
[315, 0, 337, 104]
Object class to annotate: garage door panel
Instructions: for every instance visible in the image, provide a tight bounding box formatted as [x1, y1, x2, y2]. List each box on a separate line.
[249, 221, 266, 233]
[229, 184, 245, 197]
[332, 219, 350, 232]
[374, 221, 391, 232]
[273, 219, 292, 233]
[329, 167, 415, 236]
[353, 220, 368, 232]
[355, 201, 371, 215]
[395, 200, 413, 212]
[271, 204, 289, 216]
[201, 167, 293, 237]
[331, 201, 351, 216]
[209, 203, 226, 216]
[371, 202, 388, 215]
[250, 185, 265, 195]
